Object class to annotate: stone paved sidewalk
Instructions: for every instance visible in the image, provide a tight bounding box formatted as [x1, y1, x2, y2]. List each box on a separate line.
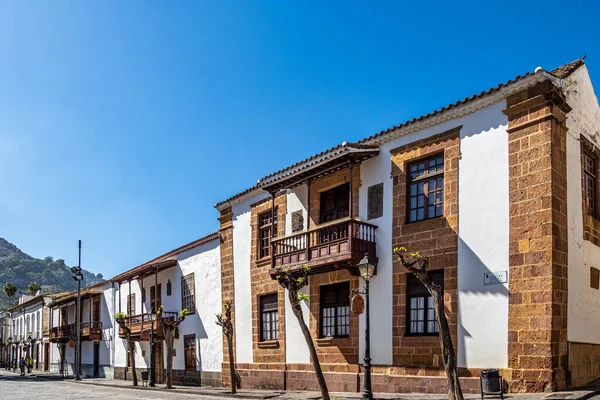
[49, 374, 599, 400]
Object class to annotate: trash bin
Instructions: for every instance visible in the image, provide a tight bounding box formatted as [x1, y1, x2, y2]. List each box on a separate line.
[141, 370, 149, 386]
[480, 369, 503, 398]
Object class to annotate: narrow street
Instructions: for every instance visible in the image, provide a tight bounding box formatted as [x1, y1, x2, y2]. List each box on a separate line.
[0, 370, 598, 400]
[0, 371, 220, 400]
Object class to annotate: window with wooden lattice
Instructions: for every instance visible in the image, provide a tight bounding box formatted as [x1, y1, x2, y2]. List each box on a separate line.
[260, 293, 278, 341]
[258, 208, 277, 259]
[181, 273, 195, 314]
[583, 150, 598, 218]
[407, 155, 444, 223]
[406, 270, 444, 336]
[320, 282, 350, 338]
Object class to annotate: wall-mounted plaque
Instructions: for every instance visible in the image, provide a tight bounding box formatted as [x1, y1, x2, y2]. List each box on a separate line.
[292, 210, 304, 232]
[368, 183, 384, 220]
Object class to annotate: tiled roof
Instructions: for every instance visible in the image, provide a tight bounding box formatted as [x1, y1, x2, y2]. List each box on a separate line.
[257, 142, 379, 190]
[550, 57, 586, 79]
[112, 231, 220, 282]
[7, 291, 69, 312]
[215, 58, 586, 210]
[48, 287, 106, 307]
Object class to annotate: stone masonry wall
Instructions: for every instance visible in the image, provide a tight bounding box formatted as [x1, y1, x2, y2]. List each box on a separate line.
[218, 207, 235, 388]
[250, 193, 287, 367]
[389, 126, 461, 369]
[504, 80, 571, 392]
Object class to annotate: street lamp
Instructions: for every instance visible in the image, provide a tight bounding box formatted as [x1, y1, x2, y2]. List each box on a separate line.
[71, 240, 84, 381]
[357, 253, 377, 400]
[7, 337, 12, 371]
[26, 335, 33, 374]
[149, 309, 156, 387]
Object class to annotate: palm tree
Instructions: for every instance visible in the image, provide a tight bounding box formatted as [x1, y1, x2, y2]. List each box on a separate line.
[28, 282, 41, 296]
[3, 283, 17, 307]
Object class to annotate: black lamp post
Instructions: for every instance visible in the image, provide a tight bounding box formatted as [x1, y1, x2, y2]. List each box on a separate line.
[71, 240, 84, 381]
[357, 253, 377, 400]
[149, 309, 156, 387]
[7, 337, 12, 371]
[26, 335, 33, 373]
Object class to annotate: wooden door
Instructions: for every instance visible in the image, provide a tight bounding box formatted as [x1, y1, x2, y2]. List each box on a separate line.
[60, 307, 68, 326]
[150, 284, 162, 312]
[44, 343, 49, 371]
[154, 342, 164, 383]
[92, 296, 101, 322]
[93, 342, 100, 377]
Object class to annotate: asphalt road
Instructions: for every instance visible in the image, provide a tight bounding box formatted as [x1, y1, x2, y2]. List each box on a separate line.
[0, 373, 222, 400]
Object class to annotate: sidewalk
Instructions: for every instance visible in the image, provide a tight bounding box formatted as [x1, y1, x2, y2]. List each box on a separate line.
[60, 375, 600, 400]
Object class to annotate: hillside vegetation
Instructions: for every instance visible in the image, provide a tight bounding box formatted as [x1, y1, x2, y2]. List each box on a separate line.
[0, 238, 104, 310]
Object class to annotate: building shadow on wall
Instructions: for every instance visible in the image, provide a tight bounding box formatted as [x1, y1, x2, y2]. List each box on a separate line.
[457, 237, 508, 372]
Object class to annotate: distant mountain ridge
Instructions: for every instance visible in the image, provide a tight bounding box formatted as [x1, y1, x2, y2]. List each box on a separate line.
[0, 237, 105, 311]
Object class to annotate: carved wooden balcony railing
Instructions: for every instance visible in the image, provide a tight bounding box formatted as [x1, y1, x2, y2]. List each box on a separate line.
[118, 312, 178, 341]
[50, 321, 102, 342]
[270, 218, 377, 276]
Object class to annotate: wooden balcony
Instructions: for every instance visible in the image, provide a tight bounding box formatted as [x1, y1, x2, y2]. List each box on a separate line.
[49, 322, 102, 342]
[270, 218, 377, 276]
[118, 312, 178, 341]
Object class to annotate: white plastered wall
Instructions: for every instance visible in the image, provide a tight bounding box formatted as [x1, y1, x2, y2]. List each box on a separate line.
[564, 65, 600, 344]
[284, 185, 311, 363]
[456, 101, 509, 368]
[113, 238, 223, 372]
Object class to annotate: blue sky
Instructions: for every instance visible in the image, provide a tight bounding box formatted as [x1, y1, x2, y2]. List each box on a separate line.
[1, 0, 598, 278]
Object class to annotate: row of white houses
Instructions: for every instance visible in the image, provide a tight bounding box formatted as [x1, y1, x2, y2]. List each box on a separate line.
[5, 232, 223, 387]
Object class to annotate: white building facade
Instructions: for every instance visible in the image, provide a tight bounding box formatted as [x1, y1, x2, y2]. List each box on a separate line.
[48, 281, 115, 378]
[7, 294, 53, 372]
[214, 58, 600, 393]
[112, 232, 223, 387]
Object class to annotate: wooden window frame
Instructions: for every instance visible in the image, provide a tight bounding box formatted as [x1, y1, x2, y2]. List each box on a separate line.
[319, 183, 350, 224]
[319, 282, 350, 338]
[257, 208, 278, 260]
[583, 149, 598, 219]
[127, 293, 136, 316]
[259, 293, 279, 341]
[150, 284, 162, 313]
[406, 154, 444, 223]
[405, 270, 444, 337]
[92, 296, 101, 322]
[181, 273, 196, 315]
[183, 334, 196, 371]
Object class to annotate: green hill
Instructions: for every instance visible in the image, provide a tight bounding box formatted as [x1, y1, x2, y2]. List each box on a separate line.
[0, 237, 105, 310]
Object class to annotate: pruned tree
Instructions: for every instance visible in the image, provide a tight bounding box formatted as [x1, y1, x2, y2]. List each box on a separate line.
[28, 282, 41, 296]
[3, 282, 17, 307]
[216, 300, 238, 394]
[158, 305, 189, 389]
[393, 247, 464, 400]
[274, 265, 329, 400]
[115, 312, 138, 387]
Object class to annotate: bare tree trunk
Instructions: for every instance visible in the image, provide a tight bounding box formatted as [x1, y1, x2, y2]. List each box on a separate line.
[227, 334, 236, 394]
[127, 334, 138, 387]
[288, 290, 329, 400]
[165, 328, 174, 389]
[430, 284, 463, 400]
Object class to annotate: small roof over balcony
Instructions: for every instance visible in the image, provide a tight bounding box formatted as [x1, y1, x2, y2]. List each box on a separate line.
[257, 142, 379, 192]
